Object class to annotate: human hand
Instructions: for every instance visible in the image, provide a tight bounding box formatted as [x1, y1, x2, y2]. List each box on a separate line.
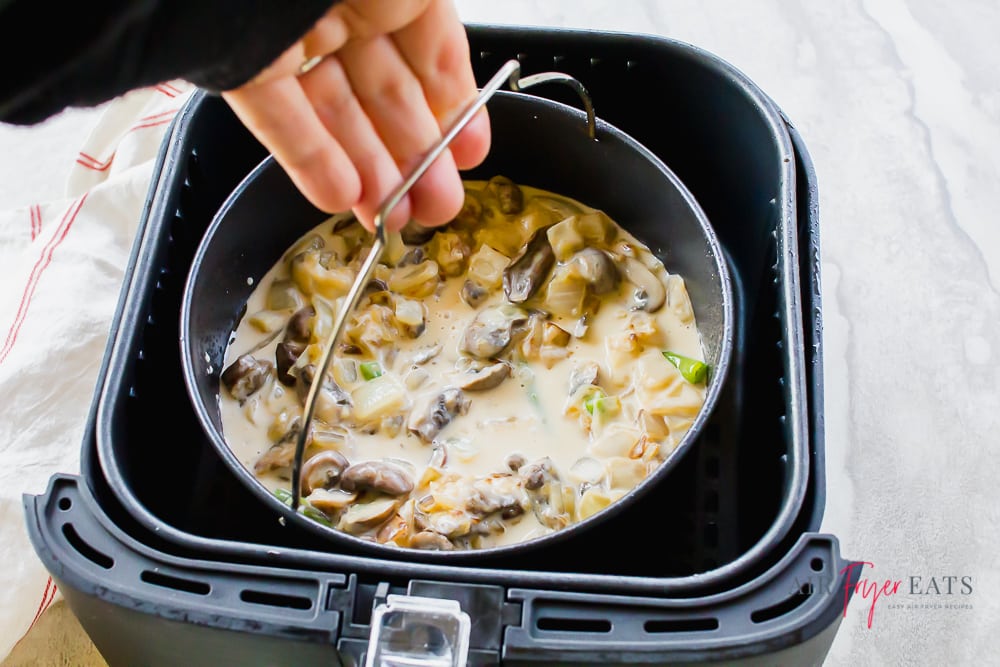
[221, 0, 490, 232]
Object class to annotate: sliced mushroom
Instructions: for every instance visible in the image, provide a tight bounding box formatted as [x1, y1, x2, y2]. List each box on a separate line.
[465, 476, 525, 517]
[410, 531, 455, 550]
[253, 441, 294, 474]
[503, 229, 554, 303]
[460, 305, 528, 359]
[306, 487, 358, 513]
[396, 246, 426, 267]
[522, 457, 557, 491]
[300, 450, 350, 495]
[362, 279, 389, 298]
[459, 361, 511, 392]
[620, 257, 666, 312]
[340, 461, 415, 496]
[221, 354, 272, 402]
[486, 175, 524, 214]
[295, 365, 351, 407]
[505, 453, 526, 472]
[400, 221, 437, 245]
[569, 247, 620, 295]
[407, 388, 470, 443]
[460, 279, 488, 308]
[338, 497, 399, 535]
[275, 340, 306, 386]
[523, 459, 569, 531]
[285, 306, 315, 342]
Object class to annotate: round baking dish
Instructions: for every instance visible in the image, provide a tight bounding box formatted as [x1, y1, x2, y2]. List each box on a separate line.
[180, 90, 734, 563]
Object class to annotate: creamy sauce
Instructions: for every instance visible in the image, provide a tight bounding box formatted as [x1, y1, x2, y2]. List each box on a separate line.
[219, 179, 706, 551]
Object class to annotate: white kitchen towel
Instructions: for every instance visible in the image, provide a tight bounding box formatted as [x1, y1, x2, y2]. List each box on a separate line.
[0, 80, 193, 661]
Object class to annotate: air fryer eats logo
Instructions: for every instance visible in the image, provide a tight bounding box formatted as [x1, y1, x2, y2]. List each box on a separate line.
[796, 562, 974, 628]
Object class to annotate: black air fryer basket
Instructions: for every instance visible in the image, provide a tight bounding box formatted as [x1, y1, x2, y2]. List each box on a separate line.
[25, 25, 858, 666]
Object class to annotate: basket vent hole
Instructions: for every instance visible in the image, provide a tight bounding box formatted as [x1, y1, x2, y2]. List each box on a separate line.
[705, 457, 719, 479]
[810, 557, 824, 572]
[750, 585, 811, 624]
[704, 523, 718, 548]
[537, 617, 611, 633]
[62, 524, 113, 569]
[644, 617, 719, 633]
[141, 570, 210, 595]
[57, 497, 72, 511]
[240, 589, 312, 610]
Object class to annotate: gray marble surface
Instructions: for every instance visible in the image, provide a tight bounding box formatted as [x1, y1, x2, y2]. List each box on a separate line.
[1, 1, 997, 664]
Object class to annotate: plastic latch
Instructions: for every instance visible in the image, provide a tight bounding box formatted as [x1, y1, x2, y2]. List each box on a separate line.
[365, 594, 471, 667]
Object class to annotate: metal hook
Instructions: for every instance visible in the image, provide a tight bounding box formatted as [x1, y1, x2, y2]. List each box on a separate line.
[290, 59, 596, 512]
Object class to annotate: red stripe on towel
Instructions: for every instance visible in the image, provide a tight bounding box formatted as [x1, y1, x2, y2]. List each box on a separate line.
[0, 194, 88, 365]
[76, 151, 115, 172]
[28, 577, 56, 630]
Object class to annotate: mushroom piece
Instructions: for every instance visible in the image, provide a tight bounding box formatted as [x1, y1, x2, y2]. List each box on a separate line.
[285, 305, 315, 343]
[295, 365, 351, 407]
[521, 458, 570, 530]
[486, 175, 524, 214]
[459, 305, 528, 359]
[505, 453, 526, 472]
[306, 488, 358, 513]
[465, 475, 526, 518]
[568, 247, 620, 295]
[221, 354, 272, 402]
[460, 279, 488, 308]
[410, 531, 455, 550]
[300, 450, 350, 495]
[340, 461, 415, 496]
[400, 220, 437, 245]
[620, 257, 666, 312]
[407, 388, 470, 443]
[338, 497, 400, 535]
[275, 340, 306, 386]
[396, 246, 426, 267]
[253, 441, 295, 474]
[503, 229, 555, 303]
[459, 361, 511, 392]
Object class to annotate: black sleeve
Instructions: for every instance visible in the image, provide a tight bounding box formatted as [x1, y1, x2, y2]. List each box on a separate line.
[0, 0, 339, 125]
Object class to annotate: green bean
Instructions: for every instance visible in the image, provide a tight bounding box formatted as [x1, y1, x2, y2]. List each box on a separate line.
[662, 351, 708, 384]
[360, 361, 383, 381]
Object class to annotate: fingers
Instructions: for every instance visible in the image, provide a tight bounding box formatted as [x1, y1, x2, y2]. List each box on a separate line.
[391, 0, 490, 170]
[221, 78, 361, 216]
[298, 57, 412, 231]
[338, 34, 465, 227]
[224, 0, 489, 232]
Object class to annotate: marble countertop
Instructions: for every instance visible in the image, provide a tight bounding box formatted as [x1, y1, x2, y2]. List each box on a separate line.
[1, 1, 996, 665]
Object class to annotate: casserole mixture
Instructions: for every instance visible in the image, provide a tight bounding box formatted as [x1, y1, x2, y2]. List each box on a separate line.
[219, 176, 708, 550]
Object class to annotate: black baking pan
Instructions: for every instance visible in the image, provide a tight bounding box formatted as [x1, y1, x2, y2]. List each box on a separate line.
[179, 89, 734, 563]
